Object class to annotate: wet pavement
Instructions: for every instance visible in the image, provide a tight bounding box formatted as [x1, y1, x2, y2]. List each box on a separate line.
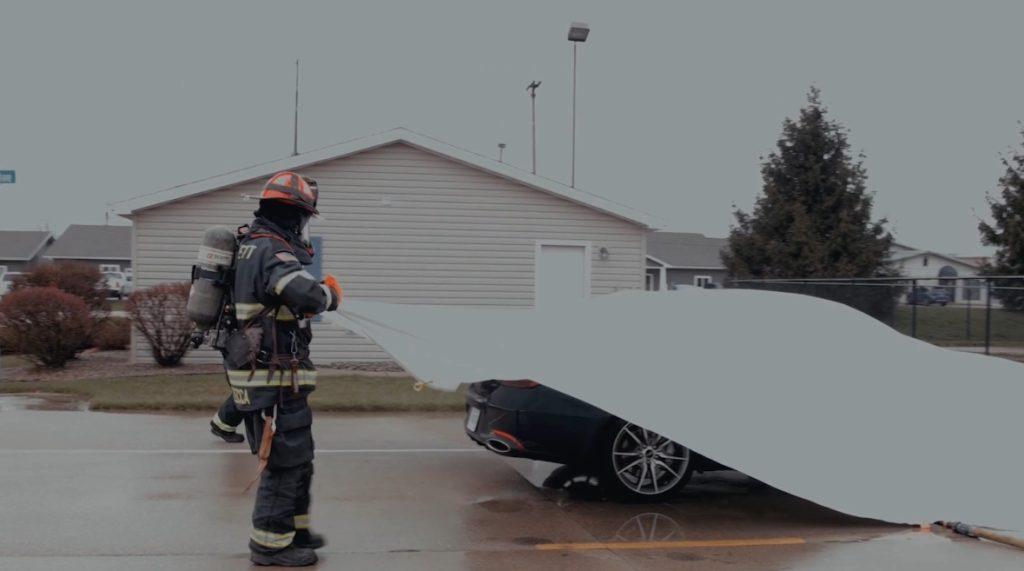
[0, 395, 1021, 570]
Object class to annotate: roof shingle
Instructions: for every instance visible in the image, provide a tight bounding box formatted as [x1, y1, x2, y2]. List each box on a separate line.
[0, 231, 53, 261]
[45, 225, 131, 260]
[647, 232, 728, 268]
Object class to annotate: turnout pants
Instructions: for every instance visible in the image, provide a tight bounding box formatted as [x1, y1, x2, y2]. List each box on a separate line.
[212, 395, 244, 432]
[244, 395, 316, 553]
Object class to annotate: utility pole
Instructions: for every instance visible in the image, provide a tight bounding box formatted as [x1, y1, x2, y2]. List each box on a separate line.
[498, 143, 506, 163]
[527, 81, 541, 174]
[567, 22, 590, 188]
[293, 59, 300, 156]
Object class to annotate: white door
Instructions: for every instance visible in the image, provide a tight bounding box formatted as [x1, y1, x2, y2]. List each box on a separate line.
[535, 243, 589, 308]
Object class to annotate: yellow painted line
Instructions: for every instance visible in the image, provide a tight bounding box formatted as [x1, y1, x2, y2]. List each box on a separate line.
[535, 537, 806, 551]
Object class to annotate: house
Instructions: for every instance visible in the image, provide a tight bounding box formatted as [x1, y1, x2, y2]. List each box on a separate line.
[645, 232, 728, 291]
[116, 128, 659, 363]
[44, 224, 133, 274]
[0, 230, 53, 275]
[889, 243, 989, 304]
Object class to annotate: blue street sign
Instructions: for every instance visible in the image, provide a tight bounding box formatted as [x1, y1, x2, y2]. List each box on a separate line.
[0, 171, 14, 184]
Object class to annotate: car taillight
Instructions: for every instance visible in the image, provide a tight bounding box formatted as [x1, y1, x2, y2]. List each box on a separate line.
[500, 380, 540, 389]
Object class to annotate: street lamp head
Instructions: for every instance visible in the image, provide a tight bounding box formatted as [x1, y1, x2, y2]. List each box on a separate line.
[568, 22, 590, 42]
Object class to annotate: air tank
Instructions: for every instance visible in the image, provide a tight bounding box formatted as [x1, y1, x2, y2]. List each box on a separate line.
[186, 226, 237, 328]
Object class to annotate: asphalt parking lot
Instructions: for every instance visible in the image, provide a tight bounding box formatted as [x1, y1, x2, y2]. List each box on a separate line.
[0, 396, 1021, 570]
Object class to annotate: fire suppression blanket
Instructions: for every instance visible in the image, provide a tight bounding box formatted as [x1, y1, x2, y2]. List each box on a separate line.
[329, 289, 1024, 530]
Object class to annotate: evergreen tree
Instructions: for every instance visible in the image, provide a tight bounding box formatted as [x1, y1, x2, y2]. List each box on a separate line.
[979, 128, 1024, 310]
[723, 88, 897, 318]
[724, 87, 893, 278]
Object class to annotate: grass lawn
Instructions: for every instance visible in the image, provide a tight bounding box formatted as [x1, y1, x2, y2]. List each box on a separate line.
[892, 305, 1024, 347]
[0, 373, 466, 412]
[0, 353, 33, 369]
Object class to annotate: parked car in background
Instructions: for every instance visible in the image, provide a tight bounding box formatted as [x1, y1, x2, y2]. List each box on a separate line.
[0, 272, 22, 297]
[465, 380, 728, 500]
[929, 288, 951, 305]
[103, 271, 130, 299]
[906, 286, 949, 306]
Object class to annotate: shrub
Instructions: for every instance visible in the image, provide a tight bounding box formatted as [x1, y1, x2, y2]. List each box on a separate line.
[93, 317, 131, 350]
[12, 262, 109, 310]
[0, 287, 93, 368]
[126, 283, 193, 366]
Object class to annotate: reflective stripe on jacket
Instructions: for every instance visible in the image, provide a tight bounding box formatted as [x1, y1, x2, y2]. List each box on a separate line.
[225, 218, 338, 408]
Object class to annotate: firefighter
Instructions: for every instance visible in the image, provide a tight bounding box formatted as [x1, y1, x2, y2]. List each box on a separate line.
[225, 171, 341, 567]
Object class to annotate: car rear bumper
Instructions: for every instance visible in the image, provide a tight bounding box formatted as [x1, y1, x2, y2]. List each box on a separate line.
[464, 381, 608, 465]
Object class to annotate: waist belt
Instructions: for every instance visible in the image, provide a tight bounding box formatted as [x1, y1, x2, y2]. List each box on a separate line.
[227, 369, 317, 388]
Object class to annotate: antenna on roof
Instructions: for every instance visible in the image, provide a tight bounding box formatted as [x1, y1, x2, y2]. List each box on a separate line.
[293, 59, 300, 156]
[527, 81, 541, 174]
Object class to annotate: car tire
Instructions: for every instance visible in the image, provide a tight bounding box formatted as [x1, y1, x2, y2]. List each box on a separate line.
[598, 419, 694, 501]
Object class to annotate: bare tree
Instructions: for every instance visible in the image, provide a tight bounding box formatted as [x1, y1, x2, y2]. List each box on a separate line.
[126, 282, 194, 366]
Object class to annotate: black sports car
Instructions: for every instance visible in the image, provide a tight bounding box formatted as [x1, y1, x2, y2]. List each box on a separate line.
[465, 380, 727, 500]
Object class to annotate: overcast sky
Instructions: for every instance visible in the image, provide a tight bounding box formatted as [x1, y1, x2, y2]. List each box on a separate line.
[2, 1, 1022, 254]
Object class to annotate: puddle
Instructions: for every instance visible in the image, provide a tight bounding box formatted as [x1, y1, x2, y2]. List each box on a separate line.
[476, 498, 528, 513]
[0, 394, 89, 412]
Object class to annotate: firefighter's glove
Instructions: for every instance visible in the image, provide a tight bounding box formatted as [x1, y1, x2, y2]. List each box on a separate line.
[322, 274, 342, 311]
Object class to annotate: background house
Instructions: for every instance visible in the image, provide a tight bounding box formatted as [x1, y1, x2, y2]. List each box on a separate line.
[889, 243, 989, 304]
[0, 230, 53, 275]
[645, 232, 728, 290]
[44, 224, 132, 274]
[117, 128, 657, 363]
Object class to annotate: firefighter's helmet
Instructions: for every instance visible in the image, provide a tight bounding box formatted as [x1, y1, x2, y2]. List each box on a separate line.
[258, 171, 319, 214]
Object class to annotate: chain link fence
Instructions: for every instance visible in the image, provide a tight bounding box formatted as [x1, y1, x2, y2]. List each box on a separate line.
[727, 276, 1024, 356]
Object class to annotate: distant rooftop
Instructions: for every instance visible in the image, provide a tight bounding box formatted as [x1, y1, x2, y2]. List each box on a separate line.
[45, 225, 131, 260]
[647, 232, 728, 269]
[0, 230, 53, 261]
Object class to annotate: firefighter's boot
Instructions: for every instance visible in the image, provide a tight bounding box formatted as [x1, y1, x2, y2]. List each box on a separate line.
[249, 545, 318, 567]
[210, 420, 245, 443]
[294, 529, 326, 550]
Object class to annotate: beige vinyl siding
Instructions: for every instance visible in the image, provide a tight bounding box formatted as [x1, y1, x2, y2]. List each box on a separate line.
[131, 142, 645, 364]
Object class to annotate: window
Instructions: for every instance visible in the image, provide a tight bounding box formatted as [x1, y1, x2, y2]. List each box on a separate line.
[99, 264, 121, 272]
[308, 236, 324, 322]
[694, 275, 713, 288]
[963, 279, 982, 301]
[922, 256, 929, 267]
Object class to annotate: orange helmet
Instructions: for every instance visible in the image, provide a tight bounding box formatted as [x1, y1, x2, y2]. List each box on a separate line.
[258, 171, 319, 214]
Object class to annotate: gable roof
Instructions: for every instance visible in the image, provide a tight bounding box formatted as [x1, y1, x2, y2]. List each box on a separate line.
[888, 248, 982, 269]
[45, 224, 131, 260]
[0, 231, 53, 261]
[113, 127, 661, 229]
[646, 231, 728, 269]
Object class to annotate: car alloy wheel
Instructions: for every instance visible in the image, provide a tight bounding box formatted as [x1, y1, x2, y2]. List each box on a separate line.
[610, 423, 690, 496]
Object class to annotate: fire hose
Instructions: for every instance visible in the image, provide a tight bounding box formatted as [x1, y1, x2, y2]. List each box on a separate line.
[937, 521, 1024, 551]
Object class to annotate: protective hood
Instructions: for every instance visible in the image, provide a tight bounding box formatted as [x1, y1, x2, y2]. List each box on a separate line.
[250, 217, 314, 265]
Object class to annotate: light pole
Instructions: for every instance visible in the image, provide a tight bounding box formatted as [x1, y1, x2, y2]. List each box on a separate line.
[292, 59, 300, 156]
[527, 80, 541, 174]
[567, 22, 589, 188]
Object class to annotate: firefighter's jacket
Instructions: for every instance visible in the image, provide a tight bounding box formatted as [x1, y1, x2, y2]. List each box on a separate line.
[225, 217, 339, 411]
